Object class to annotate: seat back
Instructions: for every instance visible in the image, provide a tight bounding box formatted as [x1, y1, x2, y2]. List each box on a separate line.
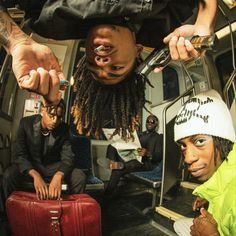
[70, 134, 104, 191]
[71, 135, 92, 175]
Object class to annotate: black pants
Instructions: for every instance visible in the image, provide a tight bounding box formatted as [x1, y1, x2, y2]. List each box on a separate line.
[105, 160, 144, 195]
[105, 145, 155, 195]
[2, 163, 86, 202]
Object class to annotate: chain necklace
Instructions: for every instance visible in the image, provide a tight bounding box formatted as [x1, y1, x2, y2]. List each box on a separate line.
[41, 129, 50, 136]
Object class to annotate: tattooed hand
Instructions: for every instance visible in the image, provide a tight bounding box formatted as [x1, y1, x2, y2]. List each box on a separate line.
[0, 8, 65, 104]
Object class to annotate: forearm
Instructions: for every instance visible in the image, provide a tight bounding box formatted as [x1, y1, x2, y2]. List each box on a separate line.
[0, 5, 30, 54]
[195, 0, 217, 34]
[28, 169, 41, 178]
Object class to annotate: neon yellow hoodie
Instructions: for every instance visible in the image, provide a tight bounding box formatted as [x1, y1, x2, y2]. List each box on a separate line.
[193, 142, 236, 236]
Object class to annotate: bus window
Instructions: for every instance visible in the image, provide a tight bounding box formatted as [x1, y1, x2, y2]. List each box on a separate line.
[162, 66, 179, 100]
[215, 49, 235, 88]
[215, 49, 236, 107]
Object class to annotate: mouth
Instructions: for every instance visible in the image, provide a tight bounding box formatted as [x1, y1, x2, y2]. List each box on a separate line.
[188, 166, 205, 177]
[48, 125, 55, 130]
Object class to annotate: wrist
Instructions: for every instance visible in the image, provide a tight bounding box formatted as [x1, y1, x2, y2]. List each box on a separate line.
[194, 23, 214, 36]
[28, 169, 40, 178]
[8, 34, 33, 55]
[54, 171, 64, 179]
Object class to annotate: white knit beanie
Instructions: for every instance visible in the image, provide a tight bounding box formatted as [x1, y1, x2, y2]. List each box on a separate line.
[174, 90, 235, 142]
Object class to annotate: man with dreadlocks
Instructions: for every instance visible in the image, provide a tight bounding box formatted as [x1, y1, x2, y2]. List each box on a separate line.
[71, 53, 147, 140]
[0, 0, 217, 138]
[173, 90, 236, 236]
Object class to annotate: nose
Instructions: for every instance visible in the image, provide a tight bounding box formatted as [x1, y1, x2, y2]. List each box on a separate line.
[184, 147, 198, 165]
[95, 56, 111, 66]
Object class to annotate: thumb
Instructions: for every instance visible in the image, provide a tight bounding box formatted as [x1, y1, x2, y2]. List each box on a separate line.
[163, 33, 173, 44]
[200, 208, 218, 225]
[200, 207, 208, 217]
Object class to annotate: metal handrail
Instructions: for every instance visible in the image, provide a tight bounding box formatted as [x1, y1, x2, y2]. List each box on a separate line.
[223, 68, 236, 108]
[159, 86, 195, 206]
[219, 4, 236, 109]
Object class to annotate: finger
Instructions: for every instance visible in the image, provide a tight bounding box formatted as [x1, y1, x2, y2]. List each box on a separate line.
[52, 188, 57, 199]
[37, 67, 50, 95]
[163, 33, 173, 44]
[53, 188, 59, 200]
[154, 67, 163, 73]
[45, 186, 49, 199]
[57, 71, 66, 81]
[200, 208, 217, 225]
[177, 37, 189, 61]
[48, 187, 52, 199]
[57, 188, 61, 200]
[41, 186, 48, 200]
[18, 70, 40, 91]
[185, 40, 200, 59]
[36, 189, 40, 200]
[193, 201, 197, 211]
[49, 186, 55, 199]
[44, 69, 61, 105]
[39, 189, 44, 200]
[169, 36, 179, 60]
[163, 32, 177, 44]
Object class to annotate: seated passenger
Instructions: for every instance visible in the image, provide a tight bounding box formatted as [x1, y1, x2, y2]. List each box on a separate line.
[173, 90, 236, 236]
[1, 99, 86, 203]
[105, 115, 163, 197]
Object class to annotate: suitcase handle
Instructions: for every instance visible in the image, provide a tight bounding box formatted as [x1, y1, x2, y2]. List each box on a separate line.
[49, 202, 62, 236]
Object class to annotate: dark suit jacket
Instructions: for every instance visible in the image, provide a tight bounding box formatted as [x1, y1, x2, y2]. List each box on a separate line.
[13, 115, 75, 177]
[139, 130, 163, 165]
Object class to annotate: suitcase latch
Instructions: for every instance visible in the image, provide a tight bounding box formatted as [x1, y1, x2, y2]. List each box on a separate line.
[50, 210, 61, 235]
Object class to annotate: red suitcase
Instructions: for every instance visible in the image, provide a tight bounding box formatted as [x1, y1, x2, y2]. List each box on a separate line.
[6, 191, 101, 236]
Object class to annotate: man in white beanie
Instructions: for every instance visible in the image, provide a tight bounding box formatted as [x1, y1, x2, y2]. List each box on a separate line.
[173, 90, 236, 236]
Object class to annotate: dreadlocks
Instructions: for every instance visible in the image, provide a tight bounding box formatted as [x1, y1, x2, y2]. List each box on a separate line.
[213, 136, 234, 164]
[71, 55, 151, 140]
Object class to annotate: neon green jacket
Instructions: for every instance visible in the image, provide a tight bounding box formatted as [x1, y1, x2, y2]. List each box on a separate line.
[193, 142, 236, 236]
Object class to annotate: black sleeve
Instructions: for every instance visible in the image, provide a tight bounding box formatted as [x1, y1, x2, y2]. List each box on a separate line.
[150, 134, 163, 164]
[58, 137, 75, 177]
[13, 118, 34, 174]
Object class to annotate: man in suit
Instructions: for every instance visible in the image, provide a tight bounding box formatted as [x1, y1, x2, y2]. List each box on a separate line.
[105, 114, 163, 196]
[2, 99, 86, 201]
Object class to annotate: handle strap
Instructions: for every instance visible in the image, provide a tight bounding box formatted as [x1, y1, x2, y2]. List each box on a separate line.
[49, 201, 62, 236]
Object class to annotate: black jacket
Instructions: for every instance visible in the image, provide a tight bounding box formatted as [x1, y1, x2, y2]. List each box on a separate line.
[9, 0, 198, 48]
[139, 130, 163, 164]
[13, 115, 75, 177]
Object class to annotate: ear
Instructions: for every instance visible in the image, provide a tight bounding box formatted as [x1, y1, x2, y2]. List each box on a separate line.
[136, 44, 143, 57]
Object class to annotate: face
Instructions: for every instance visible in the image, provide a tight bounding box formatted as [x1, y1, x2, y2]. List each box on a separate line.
[41, 106, 63, 131]
[146, 116, 158, 132]
[177, 135, 222, 182]
[85, 25, 142, 85]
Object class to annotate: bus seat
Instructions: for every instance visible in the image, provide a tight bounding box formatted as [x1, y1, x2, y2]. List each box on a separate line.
[70, 134, 104, 191]
[126, 164, 162, 210]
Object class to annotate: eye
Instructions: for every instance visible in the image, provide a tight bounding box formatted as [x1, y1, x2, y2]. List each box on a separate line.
[177, 142, 186, 151]
[194, 138, 207, 147]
